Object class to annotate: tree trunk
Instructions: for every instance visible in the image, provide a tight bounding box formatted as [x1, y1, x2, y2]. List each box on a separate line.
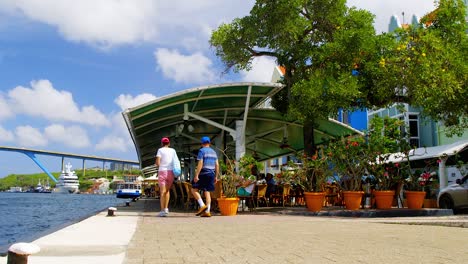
[303, 119, 316, 156]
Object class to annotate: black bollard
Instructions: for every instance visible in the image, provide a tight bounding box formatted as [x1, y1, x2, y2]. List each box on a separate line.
[126, 201, 130, 206]
[7, 243, 40, 264]
[107, 207, 117, 216]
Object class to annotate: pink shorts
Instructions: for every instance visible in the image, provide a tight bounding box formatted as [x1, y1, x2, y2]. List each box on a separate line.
[158, 170, 174, 187]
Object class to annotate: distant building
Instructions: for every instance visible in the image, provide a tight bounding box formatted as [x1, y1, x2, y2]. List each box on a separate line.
[110, 162, 134, 171]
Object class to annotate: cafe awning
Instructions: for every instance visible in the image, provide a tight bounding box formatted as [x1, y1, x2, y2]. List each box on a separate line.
[123, 82, 362, 173]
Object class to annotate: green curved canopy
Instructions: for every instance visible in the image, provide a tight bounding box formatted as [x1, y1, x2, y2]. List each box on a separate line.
[123, 82, 362, 174]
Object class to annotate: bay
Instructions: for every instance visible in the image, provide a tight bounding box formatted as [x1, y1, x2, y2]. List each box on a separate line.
[0, 192, 124, 254]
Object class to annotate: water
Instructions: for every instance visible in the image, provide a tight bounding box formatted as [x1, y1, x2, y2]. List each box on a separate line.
[0, 192, 124, 254]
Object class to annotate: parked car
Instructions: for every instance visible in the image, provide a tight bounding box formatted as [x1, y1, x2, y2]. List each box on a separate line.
[438, 175, 468, 212]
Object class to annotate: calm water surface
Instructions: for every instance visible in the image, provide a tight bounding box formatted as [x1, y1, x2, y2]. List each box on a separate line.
[0, 192, 124, 254]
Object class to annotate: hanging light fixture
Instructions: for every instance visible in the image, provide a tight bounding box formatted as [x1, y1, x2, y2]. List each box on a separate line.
[279, 125, 290, 149]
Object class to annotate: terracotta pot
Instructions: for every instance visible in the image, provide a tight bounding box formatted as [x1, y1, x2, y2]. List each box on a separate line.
[423, 199, 437, 208]
[405, 191, 426, 209]
[342, 191, 364, 210]
[374, 190, 395, 209]
[217, 197, 239, 216]
[304, 192, 325, 212]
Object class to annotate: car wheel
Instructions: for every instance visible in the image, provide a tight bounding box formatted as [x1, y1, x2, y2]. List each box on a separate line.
[439, 195, 454, 210]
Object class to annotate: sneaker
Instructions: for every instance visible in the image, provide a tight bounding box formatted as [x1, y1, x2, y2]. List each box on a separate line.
[158, 211, 168, 217]
[164, 208, 169, 213]
[200, 211, 211, 217]
[195, 205, 208, 216]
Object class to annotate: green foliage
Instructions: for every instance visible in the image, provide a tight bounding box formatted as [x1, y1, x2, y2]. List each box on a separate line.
[293, 147, 333, 192]
[375, 0, 468, 133]
[211, 0, 467, 140]
[366, 116, 407, 190]
[238, 155, 264, 179]
[211, 0, 379, 122]
[328, 136, 368, 191]
[0, 169, 141, 191]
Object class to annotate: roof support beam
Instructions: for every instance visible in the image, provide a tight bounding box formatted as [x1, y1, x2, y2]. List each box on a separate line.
[184, 104, 237, 138]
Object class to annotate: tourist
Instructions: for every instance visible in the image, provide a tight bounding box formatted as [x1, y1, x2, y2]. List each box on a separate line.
[191, 136, 219, 217]
[265, 173, 277, 199]
[155, 137, 178, 217]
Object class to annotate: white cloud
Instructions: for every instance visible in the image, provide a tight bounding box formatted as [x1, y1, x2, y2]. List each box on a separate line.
[0, 0, 254, 49]
[0, 0, 158, 49]
[8, 79, 110, 126]
[115, 93, 157, 111]
[0, 125, 14, 142]
[0, 94, 13, 120]
[155, 48, 216, 84]
[15, 125, 47, 147]
[240, 57, 277, 82]
[44, 124, 90, 148]
[347, 0, 436, 33]
[95, 135, 128, 152]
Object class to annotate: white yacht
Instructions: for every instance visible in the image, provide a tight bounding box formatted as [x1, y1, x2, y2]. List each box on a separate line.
[55, 163, 80, 194]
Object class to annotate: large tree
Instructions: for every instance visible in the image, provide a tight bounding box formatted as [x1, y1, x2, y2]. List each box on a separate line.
[372, 0, 467, 135]
[210, 0, 382, 155]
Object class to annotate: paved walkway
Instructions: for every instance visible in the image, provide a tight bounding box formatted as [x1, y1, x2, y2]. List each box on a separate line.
[124, 199, 468, 264]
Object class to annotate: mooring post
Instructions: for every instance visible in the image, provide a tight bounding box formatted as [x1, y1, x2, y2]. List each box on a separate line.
[7, 243, 40, 264]
[107, 207, 117, 216]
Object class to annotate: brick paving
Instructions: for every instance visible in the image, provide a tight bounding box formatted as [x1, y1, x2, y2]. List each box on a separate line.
[124, 199, 468, 264]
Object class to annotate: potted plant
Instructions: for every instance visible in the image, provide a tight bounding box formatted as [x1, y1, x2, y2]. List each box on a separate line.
[328, 136, 368, 210]
[294, 146, 332, 212]
[402, 158, 439, 209]
[217, 154, 262, 215]
[217, 157, 242, 216]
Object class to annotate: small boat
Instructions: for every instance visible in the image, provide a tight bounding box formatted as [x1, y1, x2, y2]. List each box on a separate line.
[55, 163, 80, 194]
[8, 186, 23, 193]
[116, 175, 142, 199]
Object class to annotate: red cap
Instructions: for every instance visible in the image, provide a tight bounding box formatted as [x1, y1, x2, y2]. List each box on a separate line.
[161, 137, 170, 144]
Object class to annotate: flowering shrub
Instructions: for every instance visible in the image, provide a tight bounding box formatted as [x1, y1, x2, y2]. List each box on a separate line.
[328, 136, 368, 191]
[290, 147, 332, 192]
[403, 159, 439, 193]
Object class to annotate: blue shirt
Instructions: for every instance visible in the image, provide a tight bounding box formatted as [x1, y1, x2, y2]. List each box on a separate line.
[197, 147, 217, 170]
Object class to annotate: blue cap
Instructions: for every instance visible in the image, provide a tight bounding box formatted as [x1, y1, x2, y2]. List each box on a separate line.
[201, 136, 210, 144]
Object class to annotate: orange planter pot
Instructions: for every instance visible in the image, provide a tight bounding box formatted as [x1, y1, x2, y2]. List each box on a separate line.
[304, 192, 325, 212]
[342, 191, 364, 210]
[374, 190, 395, 209]
[217, 197, 239, 216]
[405, 191, 426, 209]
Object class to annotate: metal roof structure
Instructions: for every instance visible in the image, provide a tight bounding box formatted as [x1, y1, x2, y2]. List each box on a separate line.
[123, 82, 362, 174]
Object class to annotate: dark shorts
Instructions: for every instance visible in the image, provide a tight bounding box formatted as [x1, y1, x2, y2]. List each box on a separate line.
[192, 169, 215, 192]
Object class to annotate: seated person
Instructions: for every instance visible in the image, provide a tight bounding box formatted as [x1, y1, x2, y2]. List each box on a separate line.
[237, 175, 257, 196]
[265, 173, 277, 198]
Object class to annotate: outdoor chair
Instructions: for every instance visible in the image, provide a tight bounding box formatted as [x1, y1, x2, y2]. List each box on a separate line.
[271, 183, 291, 207]
[181, 182, 197, 211]
[237, 183, 256, 212]
[254, 184, 268, 207]
[210, 180, 223, 212]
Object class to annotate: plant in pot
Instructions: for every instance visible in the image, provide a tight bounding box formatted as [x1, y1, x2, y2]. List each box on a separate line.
[401, 157, 439, 209]
[295, 146, 332, 212]
[217, 156, 243, 216]
[329, 135, 368, 210]
[366, 116, 406, 209]
[217, 154, 262, 215]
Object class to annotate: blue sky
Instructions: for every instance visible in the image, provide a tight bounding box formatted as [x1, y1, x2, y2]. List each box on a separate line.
[0, 0, 436, 177]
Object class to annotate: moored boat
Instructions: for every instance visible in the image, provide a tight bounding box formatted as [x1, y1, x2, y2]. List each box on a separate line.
[116, 175, 142, 199]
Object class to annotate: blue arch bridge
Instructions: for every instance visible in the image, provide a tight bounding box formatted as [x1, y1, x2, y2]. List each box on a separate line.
[0, 146, 140, 183]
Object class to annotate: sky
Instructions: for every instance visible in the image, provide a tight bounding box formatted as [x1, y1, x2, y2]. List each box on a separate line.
[0, 0, 437, 177]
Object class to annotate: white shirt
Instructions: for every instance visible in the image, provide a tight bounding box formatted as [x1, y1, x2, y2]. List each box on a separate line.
[156, 147, 176, 171]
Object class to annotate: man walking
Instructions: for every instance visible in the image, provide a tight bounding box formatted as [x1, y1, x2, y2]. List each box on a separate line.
[155, 137, 178, 217]
[191, 136, 219, 217]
